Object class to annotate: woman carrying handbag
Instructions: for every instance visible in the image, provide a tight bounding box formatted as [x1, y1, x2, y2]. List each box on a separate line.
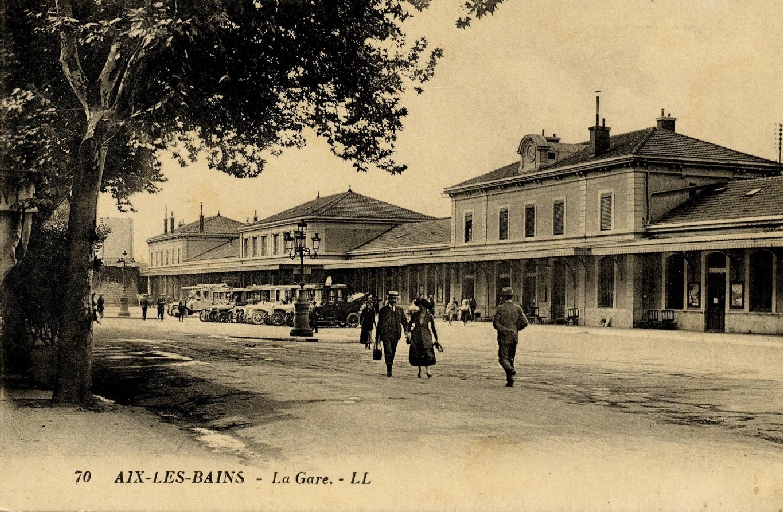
[408, 298, 442, 378]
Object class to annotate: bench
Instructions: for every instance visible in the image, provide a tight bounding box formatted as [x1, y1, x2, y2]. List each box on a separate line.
[565, 307, 580, 325]
[644, 309, 677, 329]
[524, 306, 542, 324]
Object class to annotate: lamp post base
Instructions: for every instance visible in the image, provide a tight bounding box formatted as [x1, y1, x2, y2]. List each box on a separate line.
[118, 296, 131, 317]
[290, 289, 313, 337]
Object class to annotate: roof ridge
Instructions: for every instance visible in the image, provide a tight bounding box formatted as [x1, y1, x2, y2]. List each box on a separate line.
[630, 127, 657, 154]
[311, 190, 351, 216]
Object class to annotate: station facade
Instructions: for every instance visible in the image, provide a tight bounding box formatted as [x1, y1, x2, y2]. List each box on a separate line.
[143, 110, 783, 334]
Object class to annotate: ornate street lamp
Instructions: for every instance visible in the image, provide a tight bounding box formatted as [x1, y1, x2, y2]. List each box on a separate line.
[285, 220, 320, 336]
[117, 250, 135, 317]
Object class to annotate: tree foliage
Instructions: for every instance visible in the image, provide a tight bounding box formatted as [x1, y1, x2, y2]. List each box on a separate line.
[1, 0, 504, 403]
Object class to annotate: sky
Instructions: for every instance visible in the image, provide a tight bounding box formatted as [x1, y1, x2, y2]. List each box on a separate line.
[97, 0, 783, 262]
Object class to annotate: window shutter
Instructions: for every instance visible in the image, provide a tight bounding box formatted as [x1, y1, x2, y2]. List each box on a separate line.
[525, 206, 535, 237]
[499, 208, 509, 240]
[600, 194, 612, 231]
[553, 201, 564, 236]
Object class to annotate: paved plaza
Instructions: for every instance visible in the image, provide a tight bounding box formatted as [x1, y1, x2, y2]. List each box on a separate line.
[4, 311, 783, 511]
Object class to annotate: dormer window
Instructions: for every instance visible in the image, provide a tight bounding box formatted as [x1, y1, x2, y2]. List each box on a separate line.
[548, 151, 556, 160]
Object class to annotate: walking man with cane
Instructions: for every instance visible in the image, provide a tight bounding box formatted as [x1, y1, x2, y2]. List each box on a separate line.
[492, 287, 528, 387]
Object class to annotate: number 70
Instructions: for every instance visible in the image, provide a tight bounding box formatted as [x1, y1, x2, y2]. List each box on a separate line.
[75, 470, 92, 483]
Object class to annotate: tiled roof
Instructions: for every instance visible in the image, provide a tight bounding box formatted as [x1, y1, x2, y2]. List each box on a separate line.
[254, 189, 434, 225]
[554, 128, 776, 169]
[351, 218, 451, 253]
[148, 214, 244, 242]
[547, 128, 655, 168]
[655, 176, 783, 225]
[447, 161, 520, 190]
[189, 240, 240, 261]
[447, 127, 780, 191]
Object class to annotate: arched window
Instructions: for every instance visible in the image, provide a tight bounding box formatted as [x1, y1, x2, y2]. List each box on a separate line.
[598, 257, 614, 308]
[750, 251, 774, 312]
[666, 255, 685, 310]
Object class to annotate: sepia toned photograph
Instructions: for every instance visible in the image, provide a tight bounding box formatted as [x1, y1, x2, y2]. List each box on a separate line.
[3, 1, 783, 511]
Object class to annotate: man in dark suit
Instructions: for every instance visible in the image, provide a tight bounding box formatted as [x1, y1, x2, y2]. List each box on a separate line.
[375, 291, 409, 377]
[493, 287, 529, 387]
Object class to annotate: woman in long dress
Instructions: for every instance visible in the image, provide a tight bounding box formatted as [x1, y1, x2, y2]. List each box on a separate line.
[408, 299, 441, 378]
[359, 302, 375, 349]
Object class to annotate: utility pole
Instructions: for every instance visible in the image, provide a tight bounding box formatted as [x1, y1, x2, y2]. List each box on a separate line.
[778, 123, 782, 164]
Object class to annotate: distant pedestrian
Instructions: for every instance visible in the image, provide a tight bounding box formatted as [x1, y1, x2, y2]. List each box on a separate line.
[140, 295, 149, 321]
[469, 297, 477, 322]
[408, 299, 441, 378]
[359, 303, 375, 349]
[445, 299, 457, 326]
[157, 296, 166, 321]
[91, 293, 99, 324]
[310, 302, 321, 333]
[97, 294, 105, 319]
[492, 287, 528, 387]
[177, 299, 186, 322]
[375, 291, 409, 377]
[460, 299, 471, 325]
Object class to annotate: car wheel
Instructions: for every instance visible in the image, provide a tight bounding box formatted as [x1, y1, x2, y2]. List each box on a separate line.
[345, 313, 360, 328]
[199, 310, 208, 322]
[252, 311, 266, 325]
[271, 312, 286, 326]
[285, 313, 294, 327]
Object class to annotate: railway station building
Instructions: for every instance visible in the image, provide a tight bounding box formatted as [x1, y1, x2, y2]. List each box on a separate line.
[143, 109, 783, 334]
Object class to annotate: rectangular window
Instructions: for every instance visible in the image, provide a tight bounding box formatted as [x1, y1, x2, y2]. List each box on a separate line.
[464, 213, 473, 243]
[553, 200, 565, 236]
[177, 248, 181, 264]
[499, 208, 509, 240]
[261, 235, 268, 256]
[273, 233, 279, 255]
[600, 193, 613, 231]
[525, 205, 535, 238]
[251, 236, 258, 257]
[242, 238, 248, 258]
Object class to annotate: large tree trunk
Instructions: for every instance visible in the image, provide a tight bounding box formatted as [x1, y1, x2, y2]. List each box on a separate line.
[53, 133, 105, 404]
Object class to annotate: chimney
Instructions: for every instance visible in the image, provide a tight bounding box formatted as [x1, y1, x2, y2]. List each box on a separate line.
[588, 93, 611, 156]
[163, 206, 168, 234]
[656, 108, 676, 132]
[199, 203, 205, 233]
[170, 211, 175, 233]
[253, 210, 258, 223]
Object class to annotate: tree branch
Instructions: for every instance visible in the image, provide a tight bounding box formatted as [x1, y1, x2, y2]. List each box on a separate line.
[98, 42, 124, 110]
[54, 0, 90, 116]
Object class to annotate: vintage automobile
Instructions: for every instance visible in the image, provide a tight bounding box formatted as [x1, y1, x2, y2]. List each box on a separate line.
[199, 303, 235, 322]
[168, 283, 231, 317]
[224, 284, 300, 325]
[314, 286, 371, 328]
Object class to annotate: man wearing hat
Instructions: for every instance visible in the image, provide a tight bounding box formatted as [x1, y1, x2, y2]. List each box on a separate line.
[375, 291, 410, 377]
[492, 287, 529, 387]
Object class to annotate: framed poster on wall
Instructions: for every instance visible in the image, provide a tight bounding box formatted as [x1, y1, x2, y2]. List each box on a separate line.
[730, 282, 744, 309]
[688, 282, 700, 308]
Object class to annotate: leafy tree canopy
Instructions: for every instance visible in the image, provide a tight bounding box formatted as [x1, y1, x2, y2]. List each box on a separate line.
[0, 0, 504, 404]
